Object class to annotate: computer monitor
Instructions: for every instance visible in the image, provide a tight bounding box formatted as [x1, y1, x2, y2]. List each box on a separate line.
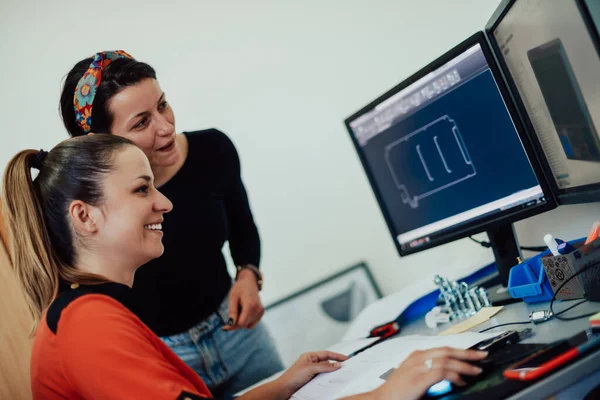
[487, 0, 600, 204]
[580, 0, 600, 53]
[344, 32, 555, 287]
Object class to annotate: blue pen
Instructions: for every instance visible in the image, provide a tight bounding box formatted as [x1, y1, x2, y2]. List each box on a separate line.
[557, 242, 575, 255]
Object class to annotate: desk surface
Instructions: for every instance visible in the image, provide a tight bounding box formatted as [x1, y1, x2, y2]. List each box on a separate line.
[399, 298, 600, 399]
[402, 298, 599, 341]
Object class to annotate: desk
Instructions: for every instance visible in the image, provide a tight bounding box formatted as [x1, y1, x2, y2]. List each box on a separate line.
[237, 297, 600, 399]
[399, 299, 600, 399]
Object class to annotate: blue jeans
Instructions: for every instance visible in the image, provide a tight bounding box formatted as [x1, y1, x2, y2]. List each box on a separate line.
[161, 295, 284, 399]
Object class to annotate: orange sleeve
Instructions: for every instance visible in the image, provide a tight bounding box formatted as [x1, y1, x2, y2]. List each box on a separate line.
[56, 295, 209, 399]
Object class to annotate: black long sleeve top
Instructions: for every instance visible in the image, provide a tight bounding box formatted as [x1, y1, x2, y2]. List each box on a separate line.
[131, 129, 261, 336]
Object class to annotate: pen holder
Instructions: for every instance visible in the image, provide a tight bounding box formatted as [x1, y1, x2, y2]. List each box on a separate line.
[508, 250, 554, 303]
[540, 237, 600, 301]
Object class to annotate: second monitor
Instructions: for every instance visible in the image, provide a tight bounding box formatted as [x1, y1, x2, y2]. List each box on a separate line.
[345, 32, 555, 286]
[488, 0, 600, 204]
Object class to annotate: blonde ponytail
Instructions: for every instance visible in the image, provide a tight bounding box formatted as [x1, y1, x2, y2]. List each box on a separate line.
[2, 150, 62, 328]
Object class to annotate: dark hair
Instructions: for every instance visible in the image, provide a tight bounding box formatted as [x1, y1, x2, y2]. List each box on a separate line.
[60, 56, 157, 137]
[2, 134, 134, 327]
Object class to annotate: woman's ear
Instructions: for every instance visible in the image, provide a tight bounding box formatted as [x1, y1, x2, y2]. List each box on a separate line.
[68, 200, 99, 235]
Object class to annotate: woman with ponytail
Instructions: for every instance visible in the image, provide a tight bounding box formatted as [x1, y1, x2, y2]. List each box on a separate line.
[2, 135, 212, 398]
[3, 134, 487, 399]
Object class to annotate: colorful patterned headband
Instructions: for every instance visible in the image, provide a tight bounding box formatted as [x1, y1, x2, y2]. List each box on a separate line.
[73, 50, 133, 134]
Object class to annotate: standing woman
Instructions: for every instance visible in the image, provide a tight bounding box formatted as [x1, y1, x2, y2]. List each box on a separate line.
[59, 51, 283, 397]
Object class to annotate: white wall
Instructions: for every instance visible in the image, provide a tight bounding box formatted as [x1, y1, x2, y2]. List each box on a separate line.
[1, 0, 599, 306]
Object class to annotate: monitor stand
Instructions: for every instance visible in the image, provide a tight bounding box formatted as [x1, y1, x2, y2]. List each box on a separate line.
[471, 224, 524, 306]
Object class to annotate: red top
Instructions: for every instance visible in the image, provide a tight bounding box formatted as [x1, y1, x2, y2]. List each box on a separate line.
[31, 293, 212, 399]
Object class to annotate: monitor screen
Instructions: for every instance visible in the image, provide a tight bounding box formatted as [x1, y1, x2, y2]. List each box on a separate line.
[345, 33, 552, 256]
[490, 0, 600, 200]
[583, 0, 600, 41]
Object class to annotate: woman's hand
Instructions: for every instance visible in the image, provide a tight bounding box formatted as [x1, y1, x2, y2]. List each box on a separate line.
[238, 351, 348, 400]
[275, 351, 348, 398]
[240, 347, 484, 400]
[223, 268, 264, 330]
[369, 347, 487, 400]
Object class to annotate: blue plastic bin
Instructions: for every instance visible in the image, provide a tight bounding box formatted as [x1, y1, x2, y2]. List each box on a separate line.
[508, 250, 554, 303]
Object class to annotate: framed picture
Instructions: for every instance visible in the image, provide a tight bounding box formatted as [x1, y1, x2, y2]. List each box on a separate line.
[262, 262, 382, 367]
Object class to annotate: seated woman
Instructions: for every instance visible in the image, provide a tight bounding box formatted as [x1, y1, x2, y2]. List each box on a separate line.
[2, 134, 486, 399]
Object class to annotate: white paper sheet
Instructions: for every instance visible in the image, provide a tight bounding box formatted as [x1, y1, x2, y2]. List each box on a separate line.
[234, 337, 381, 397]
[292, 332, 498, 400]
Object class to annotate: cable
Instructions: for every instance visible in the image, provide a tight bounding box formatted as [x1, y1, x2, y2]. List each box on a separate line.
[520, 245, 548, 252]
[550, 262, 600, 321]
[479, 294, 596, 333]
[479, 294, 592, 333]
[478, 321, 530, 333]
[468, 236, 546, 253]
[475, 253, 599, 332]
[553, 299, 589, 317]
[479, 296, 591, 333]
[469, 236, 490, 248]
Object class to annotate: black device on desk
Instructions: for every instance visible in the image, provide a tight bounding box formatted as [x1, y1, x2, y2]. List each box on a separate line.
[424, 329, 600, 400]
[504, 330, 600, 381]
[423, 330, 538, 398]
[470, 330, 521, 353]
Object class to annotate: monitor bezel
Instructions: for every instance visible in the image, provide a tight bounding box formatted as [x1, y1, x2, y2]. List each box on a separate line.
[344, 31, 556, 257]
[485, 0, 600, 205]
[578, 0, 600, 57]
